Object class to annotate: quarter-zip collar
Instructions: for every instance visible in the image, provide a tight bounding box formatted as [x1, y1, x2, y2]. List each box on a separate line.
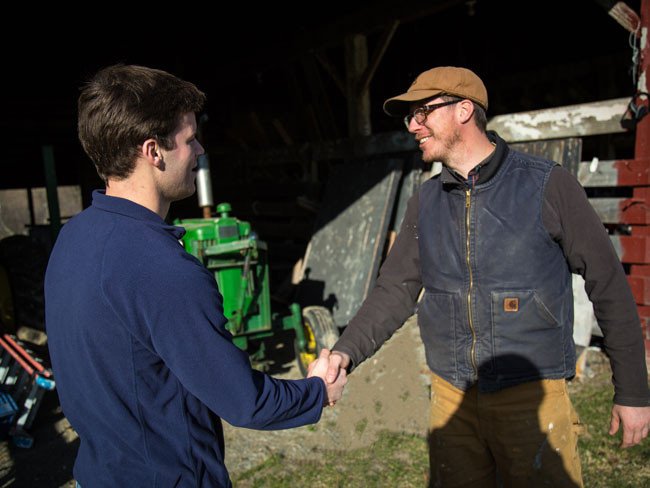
[91, 190, 186, 240]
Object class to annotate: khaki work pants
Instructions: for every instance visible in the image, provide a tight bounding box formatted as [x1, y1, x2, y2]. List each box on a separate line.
[428, 373, 584, 488]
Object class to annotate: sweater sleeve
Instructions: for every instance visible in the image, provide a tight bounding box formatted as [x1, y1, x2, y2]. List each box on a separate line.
[543, 165, 650, 407]
[104, 241, 326, 430]
[332, 193, 423, 370]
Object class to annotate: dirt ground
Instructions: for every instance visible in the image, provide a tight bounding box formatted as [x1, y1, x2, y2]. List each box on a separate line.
[0, 316, 619, 487]
[222, 315, 430, 477]
[0, 315, 430, 487]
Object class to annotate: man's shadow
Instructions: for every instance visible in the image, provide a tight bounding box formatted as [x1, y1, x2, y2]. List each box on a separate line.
[295, 267, 338, 313]
[427, 354, 581, 488]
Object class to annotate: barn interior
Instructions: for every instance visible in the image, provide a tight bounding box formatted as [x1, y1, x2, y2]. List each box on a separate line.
[0, 1, 648, 480]
[0, 0, 645, 330]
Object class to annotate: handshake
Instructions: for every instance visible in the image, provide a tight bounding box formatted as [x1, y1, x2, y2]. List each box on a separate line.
[307, 349, 351, 406]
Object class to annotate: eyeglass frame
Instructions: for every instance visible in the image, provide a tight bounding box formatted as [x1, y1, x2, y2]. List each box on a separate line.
[403, 98, 463, 129]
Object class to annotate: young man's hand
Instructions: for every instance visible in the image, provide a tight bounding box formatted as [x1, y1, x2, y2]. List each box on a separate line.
[308, 349, 348, 406]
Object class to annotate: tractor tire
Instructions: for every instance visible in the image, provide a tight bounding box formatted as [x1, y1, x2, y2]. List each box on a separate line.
[294, 305, 339, 377]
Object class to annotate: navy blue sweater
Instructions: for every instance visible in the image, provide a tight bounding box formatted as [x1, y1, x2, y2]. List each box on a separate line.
[45, 191, 325, 487]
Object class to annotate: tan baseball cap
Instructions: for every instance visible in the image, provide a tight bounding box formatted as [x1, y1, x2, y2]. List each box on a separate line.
[383, 66, 488, 116]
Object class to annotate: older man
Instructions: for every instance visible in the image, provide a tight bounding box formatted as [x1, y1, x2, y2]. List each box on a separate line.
[326, 66, 650, 487]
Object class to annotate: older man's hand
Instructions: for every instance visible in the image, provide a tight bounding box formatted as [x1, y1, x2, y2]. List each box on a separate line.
[609, 404, 650, 448]
[308, 349, 348, 406]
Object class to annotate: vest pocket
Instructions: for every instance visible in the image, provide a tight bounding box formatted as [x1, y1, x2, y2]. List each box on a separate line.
[418, 292, 458, 381]
[491, 290, 565, 381]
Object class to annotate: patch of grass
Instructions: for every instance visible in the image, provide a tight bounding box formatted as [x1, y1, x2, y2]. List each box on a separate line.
[232, 354, 649, 488]
[234, 453, 286, 485]
[232, 431, 428, 488]
[374, 401, 382, 414]
[569, 360, 650, 488]
[355, 418, 367, 437]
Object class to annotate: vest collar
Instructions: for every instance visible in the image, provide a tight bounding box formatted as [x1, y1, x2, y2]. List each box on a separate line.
[440, 131, 508, 188]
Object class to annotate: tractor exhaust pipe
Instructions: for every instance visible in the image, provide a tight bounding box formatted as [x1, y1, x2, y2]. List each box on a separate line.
[196, 153, 214, 218]
[197, 114, 214, 218]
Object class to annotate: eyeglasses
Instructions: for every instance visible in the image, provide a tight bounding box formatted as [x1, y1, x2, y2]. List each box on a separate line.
[403, 99, 462, 129]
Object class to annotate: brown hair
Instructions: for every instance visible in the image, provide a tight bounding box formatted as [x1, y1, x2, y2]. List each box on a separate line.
[77, 64, 206, 182]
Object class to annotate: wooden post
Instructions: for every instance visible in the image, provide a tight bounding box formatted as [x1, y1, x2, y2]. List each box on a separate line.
[42, 146, 61, 243]
[344, 34, 371, 138]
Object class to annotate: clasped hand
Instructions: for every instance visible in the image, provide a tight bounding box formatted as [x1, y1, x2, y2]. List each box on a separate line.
[307, 349, 349, 406]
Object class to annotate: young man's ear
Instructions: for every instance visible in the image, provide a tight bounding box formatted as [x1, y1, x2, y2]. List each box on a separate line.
[141, 139, 163, 167]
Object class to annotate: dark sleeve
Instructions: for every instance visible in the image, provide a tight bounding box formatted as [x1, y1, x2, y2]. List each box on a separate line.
[543, 166, 650, 407]
[332, 193, 423, 370]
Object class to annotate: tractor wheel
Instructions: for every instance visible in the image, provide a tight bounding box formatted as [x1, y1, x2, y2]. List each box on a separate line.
[294, 306, 339, 377]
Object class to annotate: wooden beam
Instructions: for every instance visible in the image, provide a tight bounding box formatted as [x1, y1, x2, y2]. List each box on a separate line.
[345, 34, 371, 137]
[357, 20, 400, 96]
[272, 118, 294, 147]
[283, 64, 322, 143]
[611, 235, 650, 263]
[302, 55, 341, 140]
[608, 2, 641, 33]
[220, 1, 466, 81]
[213, 137, 650, 177]
[311, 130, 417, 160]
[250, 112, 272, 148]
[313, 52, 345, 96]
[589, 196, 650, 224]
[577, 158, 650, 187]
[305, 104, 323, 142]
[488, 98, 630, 142]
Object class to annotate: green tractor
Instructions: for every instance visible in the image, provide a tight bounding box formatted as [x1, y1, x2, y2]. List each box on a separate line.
[174, 201, 338, 376]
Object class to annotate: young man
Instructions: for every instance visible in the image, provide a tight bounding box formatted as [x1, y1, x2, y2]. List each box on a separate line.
[45, 64, 346, 487]
[325, 66, 650, 487]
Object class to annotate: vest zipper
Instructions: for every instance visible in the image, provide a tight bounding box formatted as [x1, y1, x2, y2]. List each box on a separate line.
[465, 189, 478, 379]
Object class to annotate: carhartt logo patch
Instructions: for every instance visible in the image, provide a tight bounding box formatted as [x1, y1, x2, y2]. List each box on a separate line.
[504, 298, 519, 312]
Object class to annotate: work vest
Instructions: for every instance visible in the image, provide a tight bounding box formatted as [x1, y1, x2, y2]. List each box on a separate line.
[417, 149, 575, 392]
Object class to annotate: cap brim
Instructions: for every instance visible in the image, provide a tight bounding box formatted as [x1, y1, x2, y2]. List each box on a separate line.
[383, 89, 444, 116]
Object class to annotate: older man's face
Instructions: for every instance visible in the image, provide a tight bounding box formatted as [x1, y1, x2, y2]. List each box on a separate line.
[407, 98, 461, 165]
